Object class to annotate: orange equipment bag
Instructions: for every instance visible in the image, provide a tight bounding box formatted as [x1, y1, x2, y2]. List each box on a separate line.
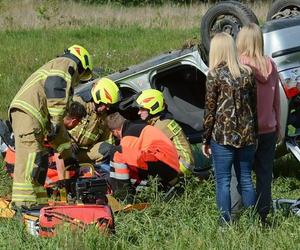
[3, 147, 15, 177]
[39, 205, 115, 237]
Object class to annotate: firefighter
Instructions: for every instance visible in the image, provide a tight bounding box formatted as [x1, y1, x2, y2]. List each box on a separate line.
[9, 45, 93, 209]
[106, 112, 180, 197]
[135, 89, 194, 175]
[2, 101, 87, 178]
[63, 101, 87, 130]
[45, 101, 87, 187]
[69, 77, 121, 165]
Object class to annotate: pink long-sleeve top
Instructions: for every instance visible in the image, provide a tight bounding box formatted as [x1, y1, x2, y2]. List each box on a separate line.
[240, 55, 280, 135]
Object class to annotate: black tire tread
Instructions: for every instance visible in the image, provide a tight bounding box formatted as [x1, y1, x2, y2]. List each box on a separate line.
[225, 0, 259, 24]
[200, 1, 258, 54]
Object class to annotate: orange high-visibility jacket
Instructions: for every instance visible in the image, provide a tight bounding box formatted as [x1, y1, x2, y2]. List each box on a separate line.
[113, 122, 180, 173]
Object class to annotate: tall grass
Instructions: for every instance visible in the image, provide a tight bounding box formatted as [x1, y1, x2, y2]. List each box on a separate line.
[0, 0, 270, 30]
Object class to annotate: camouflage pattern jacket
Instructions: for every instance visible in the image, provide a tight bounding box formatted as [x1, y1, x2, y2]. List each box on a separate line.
[203, 63, 257, 148]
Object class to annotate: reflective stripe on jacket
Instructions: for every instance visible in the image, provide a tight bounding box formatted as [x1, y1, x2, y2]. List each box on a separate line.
[149, 116, 195, 171]
[69, 95, 113, 147]
[9, 57, 79, 159]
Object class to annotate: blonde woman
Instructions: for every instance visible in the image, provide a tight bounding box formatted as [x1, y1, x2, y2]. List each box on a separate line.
[237, 23, 280, 224]
[202, 32, 257, 224]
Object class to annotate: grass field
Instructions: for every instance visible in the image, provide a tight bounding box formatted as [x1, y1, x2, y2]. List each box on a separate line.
[0, 26, 198, 119]
[0, 2, 300, 249]
[0, 0, 271, 30]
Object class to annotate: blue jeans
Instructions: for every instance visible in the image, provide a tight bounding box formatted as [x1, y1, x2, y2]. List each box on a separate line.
[210, 140, 256, 222]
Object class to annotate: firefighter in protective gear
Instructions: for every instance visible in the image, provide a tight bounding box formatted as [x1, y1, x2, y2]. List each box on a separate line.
[9, 45, 93, 208]
[106, 112, 180, 197]
[69, 78, 121, 164]
[135, 89, 194, 175]
[45, 101, 87, 187]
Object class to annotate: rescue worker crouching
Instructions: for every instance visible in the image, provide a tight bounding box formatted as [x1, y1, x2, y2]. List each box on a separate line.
[63, 101, 87, 131]
[68, 77, 121, 172]
[2, 101, 87, 179]
[135, 89, 195, 176]
[9, 44, 93, 209]
[105, 112, 180, 199]
[45, 101, 87, 187]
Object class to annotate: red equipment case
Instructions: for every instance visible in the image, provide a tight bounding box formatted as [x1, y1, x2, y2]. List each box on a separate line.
[39, 205, 115, 237]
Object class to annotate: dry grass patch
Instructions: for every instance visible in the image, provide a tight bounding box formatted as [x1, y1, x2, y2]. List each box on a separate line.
[0, 0, 271, 30]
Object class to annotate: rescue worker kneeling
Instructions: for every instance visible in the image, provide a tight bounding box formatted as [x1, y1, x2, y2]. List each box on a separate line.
[105, 112, 180, 199]
[135, 89, 194, 175]
[69, 77, 120, 168]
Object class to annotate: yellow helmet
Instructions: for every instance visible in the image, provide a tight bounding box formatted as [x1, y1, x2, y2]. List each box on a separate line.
[67, 45, 94, 81]
[136, 89, 165, 115]
[91, 78, 120, 105]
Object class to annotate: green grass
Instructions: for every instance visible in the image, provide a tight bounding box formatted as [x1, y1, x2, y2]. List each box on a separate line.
[1, 177, 300, 249]
[0, 26, 198, 118]
[0, 26, 300, 249]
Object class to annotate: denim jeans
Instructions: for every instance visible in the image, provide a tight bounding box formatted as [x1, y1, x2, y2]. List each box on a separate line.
[230, 166, 243, 217]
[210, 140, 256, 222]
[254, 131, 277, 221]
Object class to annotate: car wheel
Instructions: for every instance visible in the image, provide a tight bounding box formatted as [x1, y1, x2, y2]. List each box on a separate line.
[267, 0, 300, 21]
[200, 1, 258, 55]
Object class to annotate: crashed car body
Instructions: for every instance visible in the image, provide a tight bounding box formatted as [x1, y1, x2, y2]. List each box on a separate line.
[77, 47, 208, 147]
[76, 16, 300, 169]
[263, 17, 300, 160]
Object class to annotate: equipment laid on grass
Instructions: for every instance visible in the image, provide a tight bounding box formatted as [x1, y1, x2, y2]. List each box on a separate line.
[0, 198, 15, 218]
[0, 119, 149, 238]
[39, 205, 115, 237]
[107, 194, 149, 213]
[0, 195, 148, 237]
[23, 209, 40, 236]
[75, 177, 109, 204]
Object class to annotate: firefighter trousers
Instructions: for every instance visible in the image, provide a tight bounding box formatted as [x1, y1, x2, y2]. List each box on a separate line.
[11, 110, 48, 208]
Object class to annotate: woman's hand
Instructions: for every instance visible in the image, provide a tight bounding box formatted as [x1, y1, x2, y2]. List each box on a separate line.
[202, 144, 211, 158]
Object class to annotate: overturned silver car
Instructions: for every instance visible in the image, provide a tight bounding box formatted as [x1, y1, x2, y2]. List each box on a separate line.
[77, 1, 300, 171]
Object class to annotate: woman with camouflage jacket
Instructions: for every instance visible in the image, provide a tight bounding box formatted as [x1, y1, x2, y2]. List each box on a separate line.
[202, 32, 257, 224]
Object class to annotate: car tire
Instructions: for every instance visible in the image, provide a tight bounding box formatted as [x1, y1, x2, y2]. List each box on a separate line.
[200, 1, 258, 55]
[266, 0, 300, 21]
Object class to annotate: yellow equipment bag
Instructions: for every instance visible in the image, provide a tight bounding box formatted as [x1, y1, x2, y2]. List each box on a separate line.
[107, 195, 149, 213]
[0, 198, 15, 218]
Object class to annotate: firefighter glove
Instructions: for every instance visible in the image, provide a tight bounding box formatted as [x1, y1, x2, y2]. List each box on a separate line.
[47, 123, 60, 141]
[99, 142, 122, 161]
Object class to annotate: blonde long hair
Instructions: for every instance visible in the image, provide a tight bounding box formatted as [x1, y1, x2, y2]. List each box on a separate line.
[236, 23, 268, 77]
[209, 32, 250, 79]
